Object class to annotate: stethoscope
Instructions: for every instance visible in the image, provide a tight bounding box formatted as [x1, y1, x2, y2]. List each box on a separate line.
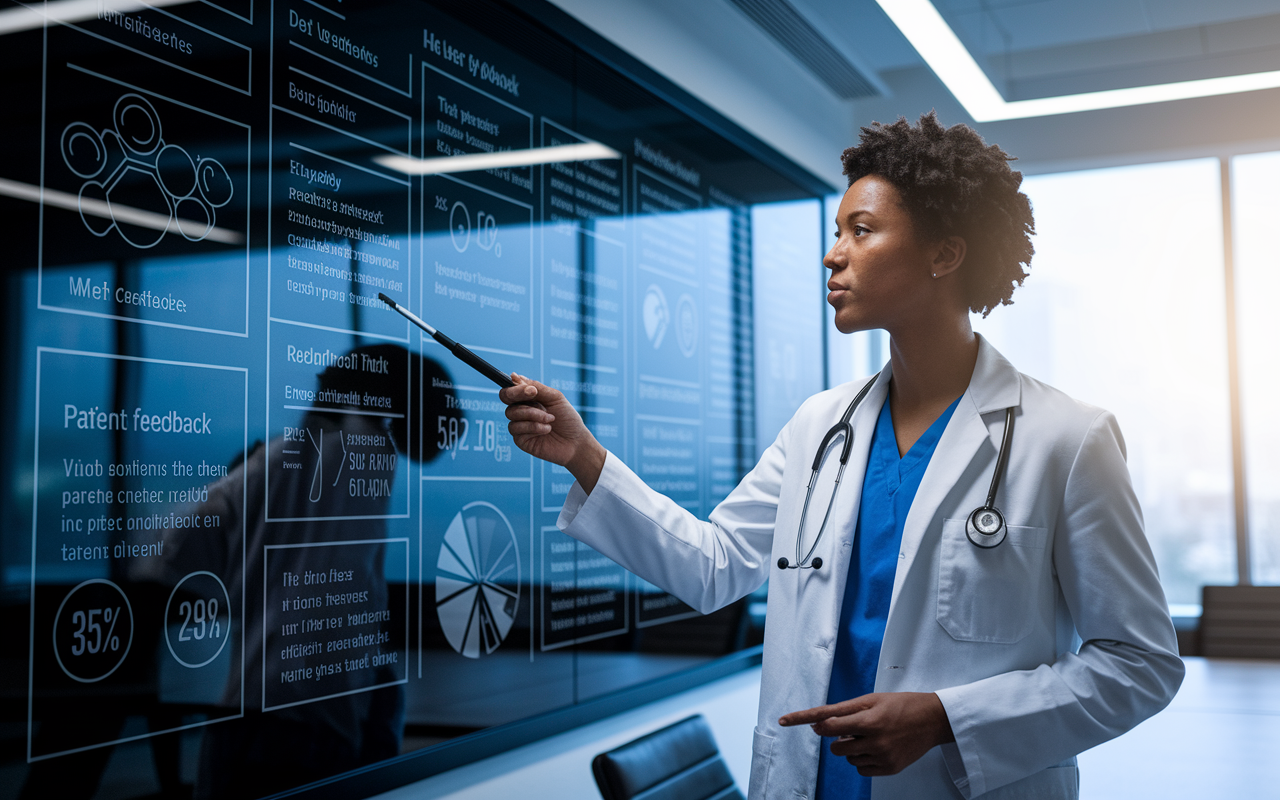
[777, 374, 1016, 571]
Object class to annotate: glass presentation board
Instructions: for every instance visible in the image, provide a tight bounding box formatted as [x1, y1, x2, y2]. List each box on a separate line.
[0, 0, 829, 796]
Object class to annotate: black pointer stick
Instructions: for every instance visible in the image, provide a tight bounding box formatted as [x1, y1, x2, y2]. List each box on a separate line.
[379, 293, 516, 388]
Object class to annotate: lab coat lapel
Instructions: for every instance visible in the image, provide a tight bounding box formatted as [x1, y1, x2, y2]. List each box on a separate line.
[890, 337, 1022, 611]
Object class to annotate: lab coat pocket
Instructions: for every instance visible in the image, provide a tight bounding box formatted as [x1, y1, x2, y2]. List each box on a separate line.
[936, 518, 1049, 643]
[748, 727, 776, 799]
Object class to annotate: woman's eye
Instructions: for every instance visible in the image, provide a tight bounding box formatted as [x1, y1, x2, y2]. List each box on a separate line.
[853, 226, 869, 236]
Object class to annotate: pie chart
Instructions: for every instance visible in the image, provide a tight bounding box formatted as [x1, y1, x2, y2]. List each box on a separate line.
[435, 501, 520, 658]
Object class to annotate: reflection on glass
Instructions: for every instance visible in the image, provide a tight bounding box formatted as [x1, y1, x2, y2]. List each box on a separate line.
[1232, 151, 1280, 585]
[0, 0, 828, 796]
[752, 200, 826, 458]
[973, 159, 1235, 605]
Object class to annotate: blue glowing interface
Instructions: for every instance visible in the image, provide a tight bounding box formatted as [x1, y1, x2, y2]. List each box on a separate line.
[0, 0, 827, 794]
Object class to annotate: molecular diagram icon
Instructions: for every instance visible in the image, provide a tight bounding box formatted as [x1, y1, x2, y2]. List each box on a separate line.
[60, 93, 234, 248]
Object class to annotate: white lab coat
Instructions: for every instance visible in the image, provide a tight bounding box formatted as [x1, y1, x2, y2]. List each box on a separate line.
[558, 336, 1183, 799]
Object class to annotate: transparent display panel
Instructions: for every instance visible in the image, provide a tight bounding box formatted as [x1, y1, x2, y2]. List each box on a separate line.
[972, 158, 1235, 606]
[0, 0, 825, 796]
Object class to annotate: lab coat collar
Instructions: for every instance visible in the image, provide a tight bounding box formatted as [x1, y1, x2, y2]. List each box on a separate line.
[887, 335, 1022, 612]
[967, 334, 1022, 414]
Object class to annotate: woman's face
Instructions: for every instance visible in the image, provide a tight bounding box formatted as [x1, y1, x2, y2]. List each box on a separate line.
[823, 175, 939, 335]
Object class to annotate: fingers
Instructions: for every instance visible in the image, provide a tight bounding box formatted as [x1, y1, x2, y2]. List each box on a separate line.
[828, 735, 866, 757]
[829, 738, 894, 776]
[811, 713, 869, 738]
[505, 403, 554, 425]
[778, 696, 870, 727]
[499, 374, 564, 407]
[777, 705, 837, 727]
[498, 380, 539, 406]
[504, 381, 555, 437]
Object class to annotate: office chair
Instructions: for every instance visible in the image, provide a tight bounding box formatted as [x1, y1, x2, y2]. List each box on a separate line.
[592, 714, 744, 800]
[1201, 585, 1280, 658]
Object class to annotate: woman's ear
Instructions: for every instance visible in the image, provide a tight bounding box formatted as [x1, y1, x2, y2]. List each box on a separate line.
[931, 236, 967, 278]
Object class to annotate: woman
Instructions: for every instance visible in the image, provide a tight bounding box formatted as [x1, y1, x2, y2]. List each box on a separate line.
[500, 113, 1182, 799]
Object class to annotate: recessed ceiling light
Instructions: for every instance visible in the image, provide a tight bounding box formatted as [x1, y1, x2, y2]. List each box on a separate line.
[875, 0, 1280, 121]
[0, 177, 243, 244]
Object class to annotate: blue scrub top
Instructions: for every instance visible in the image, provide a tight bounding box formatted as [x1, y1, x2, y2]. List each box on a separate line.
[815, 395, 961, 800]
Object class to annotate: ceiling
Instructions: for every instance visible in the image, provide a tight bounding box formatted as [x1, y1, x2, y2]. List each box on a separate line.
[787, 0, 1280, 100]
[551, 0, 1280, 183]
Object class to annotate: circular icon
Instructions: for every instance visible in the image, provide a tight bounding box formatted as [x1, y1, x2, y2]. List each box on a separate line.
[642, 284, 669, 349]
[165, 571, 231, 668]
[61, 122, 107, 179]
[196, 157, 234, 207]
[435, 502, 520, 659]
[174, 197, 213, 241]
[449, 201, 470, 252]
[676, 294, 698, 358]
[156, 144, 196, 199]
[113, 93, 162, 156]
[108, 166, 171, 248]
[79, 181, 114, 236]
[476, 211, 498, 254]
[53, 579, 134, 683]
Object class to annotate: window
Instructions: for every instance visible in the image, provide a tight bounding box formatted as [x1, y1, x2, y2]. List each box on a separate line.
[972, 159, 1235, 605]
[1232, 151, 1280, 585]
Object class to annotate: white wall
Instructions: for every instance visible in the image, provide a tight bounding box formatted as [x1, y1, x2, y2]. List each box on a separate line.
[371, 667, 762, 799]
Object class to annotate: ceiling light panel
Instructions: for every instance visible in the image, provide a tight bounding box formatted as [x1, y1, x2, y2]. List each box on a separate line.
[876, 0, 1280, 120]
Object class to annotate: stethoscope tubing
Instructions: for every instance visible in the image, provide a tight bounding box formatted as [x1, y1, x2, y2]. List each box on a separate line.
[794, 459, 848, 568]
[985, 408, 1015, 509]
[781, 374, 878, 570]
[781, 375, 1017, 570]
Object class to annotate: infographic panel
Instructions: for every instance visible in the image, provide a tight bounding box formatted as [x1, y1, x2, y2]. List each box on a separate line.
[268, 0, 415, 341]
[265, 322, 411, 520]
[37, 52, 251, 336]
[419, 481, 534, 702]
[28, 350, 247, 759]
[539, 527, 628, 649]
[421, 59, 534, 198]
[263, 538, 409, 710]
[268, 142, 411, 339]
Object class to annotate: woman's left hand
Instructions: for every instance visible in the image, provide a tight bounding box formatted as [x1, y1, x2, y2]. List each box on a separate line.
[777, 692, 955, 776]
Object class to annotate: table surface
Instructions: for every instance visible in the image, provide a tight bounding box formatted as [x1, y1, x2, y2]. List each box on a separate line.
[1079, 656, 1280, 799]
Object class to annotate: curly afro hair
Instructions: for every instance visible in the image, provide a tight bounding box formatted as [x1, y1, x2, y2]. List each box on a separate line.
[841, 111, 1035, 317]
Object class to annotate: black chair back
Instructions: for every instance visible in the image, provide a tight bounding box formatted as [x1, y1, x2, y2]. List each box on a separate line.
[1202, 585, 1280, 658]
[592, 714, 744, 800]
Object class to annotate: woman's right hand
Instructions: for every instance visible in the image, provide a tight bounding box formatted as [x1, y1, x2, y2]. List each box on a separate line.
[499, 374, 606, 493]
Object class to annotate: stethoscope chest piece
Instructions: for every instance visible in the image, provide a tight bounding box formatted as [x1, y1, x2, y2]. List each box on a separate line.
[966, 506, 1007, 548]
[964, 406, 1017, 549]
